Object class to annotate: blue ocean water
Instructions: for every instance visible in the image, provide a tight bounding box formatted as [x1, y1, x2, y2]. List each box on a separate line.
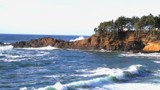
[0, 34, 160, 90]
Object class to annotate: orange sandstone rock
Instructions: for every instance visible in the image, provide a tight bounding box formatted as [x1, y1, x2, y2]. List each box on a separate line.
[143, 41, 160, 52]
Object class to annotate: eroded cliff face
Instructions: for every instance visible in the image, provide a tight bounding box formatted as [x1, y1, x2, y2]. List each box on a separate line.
[71, 32, 145, 51]
[12, 31, 160, 52]
[142, 41, 160, 52]
[12, 31, 146, 52]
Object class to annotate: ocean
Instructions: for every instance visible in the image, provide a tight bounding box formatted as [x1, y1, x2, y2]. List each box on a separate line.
[0, 34, 160, 90]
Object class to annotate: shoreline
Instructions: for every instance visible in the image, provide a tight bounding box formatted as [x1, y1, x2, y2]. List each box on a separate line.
[0, 33, 158, 53]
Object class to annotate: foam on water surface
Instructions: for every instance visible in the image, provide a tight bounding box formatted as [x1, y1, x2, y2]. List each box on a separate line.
[0, 49, 51, 62]
[21, 46, 58, 50]
[102, 83, 160, 90]
[18, 83, 160, 90]
[75, 64, 144, 78]
[31, 64, 152, 90]
[0, 45, 13, 51]
[119, 52, 160, 59]
[153, 61, 160, 64]
[70, 36, 85, 42]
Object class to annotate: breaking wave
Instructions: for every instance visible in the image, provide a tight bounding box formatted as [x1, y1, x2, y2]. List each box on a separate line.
[75, 64, 150, 80]
[21, 46, 58, 50]
[24, 64, 152, 90]
[100, 83, 160, 90]
[119, 52, 160, 59]
[70, 36, 85, 42]
[0, 45, 13, 51]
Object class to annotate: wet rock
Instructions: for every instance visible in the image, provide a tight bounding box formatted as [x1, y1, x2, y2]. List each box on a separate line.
[0, 42, 4, 46]
[13, 41, 27, 48]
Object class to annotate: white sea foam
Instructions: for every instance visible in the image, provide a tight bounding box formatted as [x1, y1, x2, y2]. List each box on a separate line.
[24, 83, 160, 90]
[92, 49, 112, 52]
[0, 45, 13, 51]
[0, 50, 50, 62]
[70, 36, 85, 42]
[53, 82, 64, 90]
[20, 87, 27, 90]
[36, 82, 67, 90]
[7, 55, 22, 58]
[44, 74, 65, 78]
[76, 64, 143, 78]
[22, 46, 58, 50]
[153, 61, 160, 64]
[35, 51, 50, 56]
[119, 52, 160, 59]
[4, 42, 11, 44]
[127, 64, 142, 74]
[33, 64, 151, 90]
[66, 64, 149, 87]
[2, 59, 22, 62]
[102, 83, 160, 90]
[76, 67, 111, 77]
[99, 49, 110, 52]
[1, 57, 30, 62]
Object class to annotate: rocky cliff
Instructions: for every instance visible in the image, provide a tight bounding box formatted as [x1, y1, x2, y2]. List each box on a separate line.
[142, 41, 160, 52]
[13, 31, 160, 52]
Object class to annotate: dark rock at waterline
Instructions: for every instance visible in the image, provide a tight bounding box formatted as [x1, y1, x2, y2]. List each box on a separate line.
[12, 37, 71, 48]
[0, 42, 4, 45]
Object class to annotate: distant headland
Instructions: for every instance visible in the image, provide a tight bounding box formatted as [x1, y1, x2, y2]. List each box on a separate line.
[11, 14, 160, 53]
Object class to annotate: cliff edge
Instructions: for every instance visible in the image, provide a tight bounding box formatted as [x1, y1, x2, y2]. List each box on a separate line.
[12, 31, 160, 52]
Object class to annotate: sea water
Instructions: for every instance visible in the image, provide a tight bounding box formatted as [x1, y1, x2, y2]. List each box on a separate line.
[0, 34, 160, 90]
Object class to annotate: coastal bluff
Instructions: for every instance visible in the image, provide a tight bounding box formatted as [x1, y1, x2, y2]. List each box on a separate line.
[12, 31, 160, 52]
[12, 14, 160, 52]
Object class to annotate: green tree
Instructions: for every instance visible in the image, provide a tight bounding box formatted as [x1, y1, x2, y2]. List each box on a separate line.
[154, 15, 160, 29]
[145, 14, 155, 29]
[132, 16, 139, 30]
[115, 16, 127, 31]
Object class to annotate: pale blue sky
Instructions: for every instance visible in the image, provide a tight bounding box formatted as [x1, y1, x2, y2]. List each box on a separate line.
[0, 0, 160, 35]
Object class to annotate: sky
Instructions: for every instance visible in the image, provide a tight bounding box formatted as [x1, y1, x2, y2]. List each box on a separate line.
[0, 0, 160, 35]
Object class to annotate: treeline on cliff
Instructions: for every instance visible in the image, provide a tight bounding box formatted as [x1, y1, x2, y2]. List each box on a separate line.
[94, 14, 160, 40]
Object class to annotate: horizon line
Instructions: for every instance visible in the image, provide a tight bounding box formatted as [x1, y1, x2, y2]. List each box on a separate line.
[0, 33, 91, 36]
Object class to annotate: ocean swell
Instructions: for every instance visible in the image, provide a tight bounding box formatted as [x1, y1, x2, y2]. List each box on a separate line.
[26, 64, 151, 90]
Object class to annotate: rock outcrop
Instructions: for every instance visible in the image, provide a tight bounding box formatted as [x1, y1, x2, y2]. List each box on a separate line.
[12, 31, 160, 52]
[142, 41, 160, 52]
[0, 42, 4, 46]
[12, 31, 148, 52]
[13, 37, 70, 48]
